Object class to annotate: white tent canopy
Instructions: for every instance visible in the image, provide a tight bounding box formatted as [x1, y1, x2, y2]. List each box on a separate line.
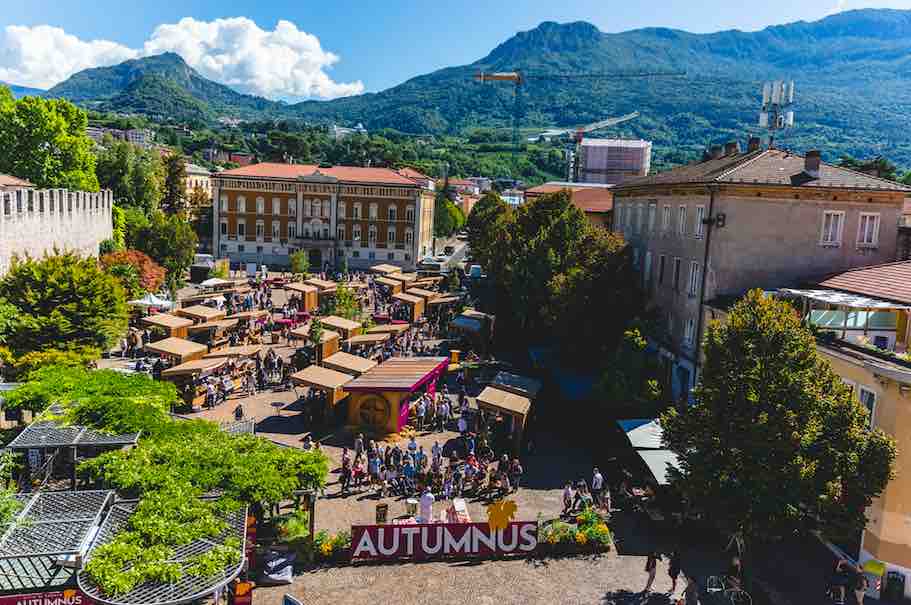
[127, 293, 174, 310]
[617, 419, 664, 449]
[200, 277, 232, 288]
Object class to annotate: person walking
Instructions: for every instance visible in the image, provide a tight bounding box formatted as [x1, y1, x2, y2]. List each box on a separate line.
[591, 467, 604, 507]
[643, 551, 661, 595]
[682, 573, 701, 605]
[668, 550, 682, 594]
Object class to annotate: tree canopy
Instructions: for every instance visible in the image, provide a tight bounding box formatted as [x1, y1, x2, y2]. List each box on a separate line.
[0, 95, 99, 190]
[132, 210, 198, 285]
[95, 137, 163, 212]
[161, 153, 188, 214]
[100, 250, 166, 297]
[662, 290, 896, 549]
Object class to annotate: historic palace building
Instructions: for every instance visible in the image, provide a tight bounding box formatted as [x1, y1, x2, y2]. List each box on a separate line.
[211, 163, 435, 270]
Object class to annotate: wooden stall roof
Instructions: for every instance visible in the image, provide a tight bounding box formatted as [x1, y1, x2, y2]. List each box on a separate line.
[290, 325, 340, 343]
[177, 305, 226, 322]
[492, 371, 542, 399]
[141, 313, 194, 330]
[345, 281, 369, 290]
[180, 292, 228, 305]
[226, 309, 270, 321]
[370, 263, 401, 275]
[320, 315, 363, 332]
[187, 318, 240, 333]
[145, 337, 207, 358]
[375, 277, 401, 288]
[388, 272, 418, 283]
[161, 358, 227, 378]
[283, 282, 318, 294]
[203, 344, 263, 359]
[322, 351, 378, 376]
[392, 293, 423, 305]
[406, 287, 440, 300]
[476, 386, 532, 417]
[344, 357, 448, 392]
[415, 276, 444, 285]
[463, 309, 494, 321]
[366, 323, 410, 334]
[345, 333, 390, 346]
[290, 365, 353, 390]
[305, 278, 338, 291]
[427, 295, 461, 306]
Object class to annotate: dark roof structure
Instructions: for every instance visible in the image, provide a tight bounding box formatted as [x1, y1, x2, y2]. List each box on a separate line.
[5, 422, 140, 450]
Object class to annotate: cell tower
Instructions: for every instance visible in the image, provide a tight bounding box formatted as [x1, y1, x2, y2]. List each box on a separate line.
[758, 80, 795, 149]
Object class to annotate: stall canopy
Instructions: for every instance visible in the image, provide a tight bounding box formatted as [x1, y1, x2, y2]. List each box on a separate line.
[344, 357, 449, 392]
[226, 309, 269, 321]
[322, 351, 378, 376]
[186, 318, 240, 333]
[617, 419, 664, 450]
[345, 333, 390, 347]
[427, 295, 460, 306]
[177, 305, 226, 323]
[199, 277, 232, 288]
[284, 282, 318, 295]
[406, 288, 440, 301]
[476, 386, 531, 417]
[392, 292, 423, 306]
[161, 358, 227, 378]
[127, 293, 173, 310]
[290, 365, 353, 391]
[145, 337, 208, 360]
[203, 344, 263, 359]
[388, 272, 418, 284]
[321, 315, 363, 334]
[305, 278, 337, 291]
[140, 314, 193, 331]
[637, 449, 680, 486]
[366, 323, 410, 335]
[370, 263, 400, 275]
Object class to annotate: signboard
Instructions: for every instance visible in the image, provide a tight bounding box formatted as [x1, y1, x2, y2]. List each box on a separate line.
[351, 521, 537, 561]
[0, 590, 92, 605]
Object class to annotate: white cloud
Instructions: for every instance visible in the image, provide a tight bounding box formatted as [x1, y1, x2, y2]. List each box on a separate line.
[0, 18, 364, 100]
[828, 0, 911, 15]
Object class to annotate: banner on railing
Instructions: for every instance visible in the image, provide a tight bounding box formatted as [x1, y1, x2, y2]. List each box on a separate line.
[350, 521, 538, 561]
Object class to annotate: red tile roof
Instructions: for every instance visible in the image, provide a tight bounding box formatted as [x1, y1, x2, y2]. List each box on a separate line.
[216, 163, 419, 186]
[525, 183, 613, 213]
[0, 173, 34, 189]
[816, 261, 911, 304]
[398, 167, 431, 180]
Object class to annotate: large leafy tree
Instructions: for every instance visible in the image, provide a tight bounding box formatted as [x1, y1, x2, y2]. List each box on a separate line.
[161, 154, 188, 214]
[0, 95, 99, 190]
[133, 210, 198, 286]
[0, 251, 128, 355]
[662, 290, 896, 562]
[466, 192, 512, 269]
[95, 137, 163, 212]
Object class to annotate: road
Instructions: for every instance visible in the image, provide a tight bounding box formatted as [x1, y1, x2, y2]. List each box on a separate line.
[433, 235, 470, 270]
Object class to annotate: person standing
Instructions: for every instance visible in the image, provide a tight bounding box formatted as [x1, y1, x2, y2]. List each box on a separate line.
[683, 573, 700, 605]
[668, 550, 682, 594]
[591, 467, 604, 506]
[643, 551, 661, 595]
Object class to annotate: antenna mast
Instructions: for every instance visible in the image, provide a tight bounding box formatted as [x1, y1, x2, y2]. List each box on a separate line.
[758, 80, 795, 150]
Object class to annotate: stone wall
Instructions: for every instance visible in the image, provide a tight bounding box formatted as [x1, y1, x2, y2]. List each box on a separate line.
[0, 188, 113, 275]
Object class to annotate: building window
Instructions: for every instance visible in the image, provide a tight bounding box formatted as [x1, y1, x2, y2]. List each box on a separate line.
[695, 205, 705, 238]
[406, 205, 415, 222]
[369, 203, 378, 219]
[237, 196, 246, 213]
[353, 203, 362, 219]
[238, 244, 245, 253]
[387, 226, 396, 243]
[288, 223, 297, 239]
[338, 225, 345, 241]
[662, 205, 671, 231]
[304, 199, 311, 216]
[388, 206, 397, 221]
[647, 203, 656, 233]
[688, 261, 700, 297]
[272, 198, 281, 215]
[677, 205, 687, 236]
[858, 213, 880, 247]
[338, 201, 346, 218]
[368, 251, 376, 260]
[238, 221, 246, 238]
[658, 254, 666, 284]
[220, 196, 228, 212]
[323, 203, 330, 218]
[643, 251, 653, 285]
[368, 225, 377, 243]
[684, 317, 695, 346]
[673, 257, 682, 291]
[388, 252, 395, 261]
[352, 250, 360, 258]
[220, 221, 227, 235]
[272, 222, 280, 239]
[255, 221, 264, 239]
[256, 245, 263, 254]
[859, 387, 876, 429]
[352, 225, 361, 243]
[820, 210, 845, 246]
[313, 200, 321, 218]
[256, 197, 264, 214]
[404, 228, 414, 246]
[289, 200, 296, 216]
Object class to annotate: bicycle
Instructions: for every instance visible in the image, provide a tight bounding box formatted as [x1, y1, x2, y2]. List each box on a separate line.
[706, 575, 752, 605]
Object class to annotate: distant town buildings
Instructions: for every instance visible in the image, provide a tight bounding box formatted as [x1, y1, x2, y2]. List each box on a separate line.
[465, 177, 492, 193]
[203, 149, 255, 167]
[185, 163, 212, 200]
[86, 126, 155, 149]
[524, 181, 613, 229]
[576, 138, 652, 185]
[211, 163, 434, 270]
[331, 123, 368, 140]
[0, 179, 113, 275]
[500, 189, 524, 207]
[447, 179, 481, 196]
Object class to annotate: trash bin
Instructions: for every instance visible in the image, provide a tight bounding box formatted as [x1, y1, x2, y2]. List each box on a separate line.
[375, 503, 388, 524]
[863, 559, 886, 600]
[884, 570, 905, 601]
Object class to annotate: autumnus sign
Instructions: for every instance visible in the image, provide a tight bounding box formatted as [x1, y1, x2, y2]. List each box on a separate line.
[350, 522, 538, 560]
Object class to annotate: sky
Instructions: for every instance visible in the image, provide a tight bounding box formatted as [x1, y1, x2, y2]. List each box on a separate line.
[1, 0, 910, 100]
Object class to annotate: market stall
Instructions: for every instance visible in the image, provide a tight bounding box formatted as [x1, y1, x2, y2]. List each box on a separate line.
[322, 351, 378, 377]
[414, 276, 444, 288]
[290, 326, 341, 360]
[344, 333, 390, 352]
[284, 282, 319, 311]
[290, 365, 354, 411]
[370, 263, 401, 275]
[392, 292, 425, 322]
[320, 315, 363, 340]
[186, 318, 240, 351]
[451, 309, 495, 352]
[145, 336, 208, 363]
[375, 276, 403, 295]
[475, 372, 542, 454]
[366, 323, 410, 336]
[226, 309, 270, 330]
[305, 277, 338, 292]
[203, 344, 263, 360]
[387, 272, 418, 286]
[344, 357, 449, 433]
[161, 358, 228, 409]
[177, 304, 227, 324]
[140, 313, 194, 339]
[405, 287, 440, 304]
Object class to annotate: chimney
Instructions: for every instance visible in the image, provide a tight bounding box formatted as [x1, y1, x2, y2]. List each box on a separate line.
[805, 150, 821, 179]
[724, 141, 740, 156]
[709, 145, 724, 160]
[747, 136, 761, 153]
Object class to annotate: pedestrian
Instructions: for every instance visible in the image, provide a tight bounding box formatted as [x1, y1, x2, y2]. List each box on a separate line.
[668, 550, 681, 594]
[683, 573, 700, 605]
[562, 482, 574, 515]
[591, 467, 604, 506]
[643, 551, 661, 595]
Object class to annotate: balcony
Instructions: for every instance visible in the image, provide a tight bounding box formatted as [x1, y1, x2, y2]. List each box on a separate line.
[816, 333, 911, 385]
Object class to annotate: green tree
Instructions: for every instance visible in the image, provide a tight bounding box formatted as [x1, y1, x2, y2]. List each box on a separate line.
[0, 85, 13, 108]
[0, 95, 99, 190]
[466, 192, 512, 269]
[95, 137, 162, 212]
[111, 204, 126, 250]
[309, 318, 324, 363]
[661, 290, 896, 572]
[290, 250, 310, 276]
[122, 207, 150, 249]
[134, 210, 198, 285]
[838, 155, 898, 181]
[329, 284, 361, 321]
[161, 154, 188, 214]
[0, 251, 128, 355]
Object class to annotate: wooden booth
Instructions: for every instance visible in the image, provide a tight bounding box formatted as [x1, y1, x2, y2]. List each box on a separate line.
[475, 372, 542, 455]
[305, 277, 338, 292]
[290, 325, 341, 360]
[392, 292, 425, 322]
[283, 282, 319, 312]
[161, 358, 228, 409]
[141, 313, 194, 339]
[187, 318, 240, 351]
[146, 337, 208, 364]
[320, 315, 363, 340]
[226, 309, 270, 328]
[370, 263, 400, 275]
[387, 272, 418, 287]
[345, 333, 390, 355]
[322, 351, 378, 377]
[366, 323, 410, 336]
[290, 365, 354, 413]
[375, 276, 403, 295]
[406, 287, 440, 304]
[203, 344, 263, 360]
[344, 357, 449, 434]
[177, 304, 227, 324]
[451, 309, 495, 352]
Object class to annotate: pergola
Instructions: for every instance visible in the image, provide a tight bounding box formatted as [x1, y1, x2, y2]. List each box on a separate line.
[0, 490, 114, 595]
[77, 499, 247, 605]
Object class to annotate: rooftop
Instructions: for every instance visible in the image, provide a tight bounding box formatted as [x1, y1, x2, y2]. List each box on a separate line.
[322, 351, 378, 376]
[814, 261, 911, 305]
[215, 163, 419, 186]
[398, 167, 431, 181]
[140, 314, 194, 330]
[290, 365, 353, 390]
[184, 163, 211, 176]
[0, 173, 34, 189]
[524, 182, 613, 213]
[145, 337, 208, 359]
[344, 357, 448, 392]
[616, 149, 911, 193]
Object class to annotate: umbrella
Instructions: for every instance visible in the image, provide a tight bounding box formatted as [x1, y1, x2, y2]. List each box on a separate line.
[128, 293, 174, 310]
[200, 277, 231, 288]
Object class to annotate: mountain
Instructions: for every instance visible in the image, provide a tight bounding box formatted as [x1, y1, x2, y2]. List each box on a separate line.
[1, 82, 45, 99]
[46, 52, 282, 122]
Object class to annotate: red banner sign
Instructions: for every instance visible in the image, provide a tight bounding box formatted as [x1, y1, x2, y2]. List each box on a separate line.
[0, 590, 93, 605]
[351, 521, 538, 560]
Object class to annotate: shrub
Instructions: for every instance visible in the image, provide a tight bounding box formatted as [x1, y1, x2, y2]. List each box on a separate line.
[8, 346, 100, 381]
[100, 249, 166, 294]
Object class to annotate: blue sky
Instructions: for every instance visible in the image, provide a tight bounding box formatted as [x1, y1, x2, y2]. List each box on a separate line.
[2, 0, 909, 99]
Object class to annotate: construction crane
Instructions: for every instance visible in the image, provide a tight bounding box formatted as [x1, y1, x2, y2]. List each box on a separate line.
[537, 111, 641, 142]
[475, 69, 685, 153]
